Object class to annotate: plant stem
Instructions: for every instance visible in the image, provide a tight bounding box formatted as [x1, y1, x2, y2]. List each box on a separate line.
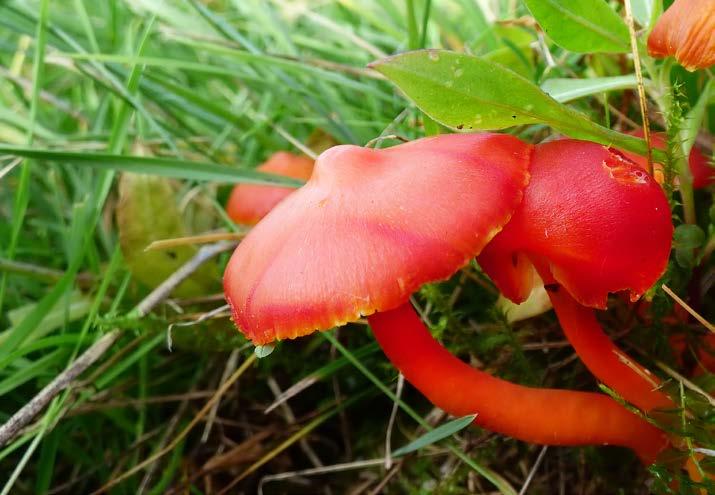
[643, 57, 697, 224]
[624, 0, 654, 174]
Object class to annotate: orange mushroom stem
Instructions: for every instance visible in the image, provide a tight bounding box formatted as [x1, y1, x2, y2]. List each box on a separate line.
[546, 288, 673, 412]
[224, 134, 668, 461]
[369, 303, 668, 463]
[478, 140, 675, 414]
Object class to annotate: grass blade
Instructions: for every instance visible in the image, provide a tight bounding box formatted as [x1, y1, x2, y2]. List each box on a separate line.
[0, 146, 303, 186]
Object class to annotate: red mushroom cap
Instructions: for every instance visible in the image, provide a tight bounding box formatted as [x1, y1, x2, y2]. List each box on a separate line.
[478, 139, 673, 309]
[224, 134, 532, 344]
[621, 130, 713, 189]
[647, 0, 715, 71]
[226, 152, 314, 225]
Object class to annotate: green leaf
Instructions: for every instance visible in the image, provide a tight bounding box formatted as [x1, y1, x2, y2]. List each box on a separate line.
[0, 145, 303, 186]
[630, 0, 655, 27]
[524, 0, 630, 53]
[0, 349, 65, 396]
[483, 42, 535, 79]
[371, 50, 664, 160]
[541, 75, 640, 102]
[392, 414, 477, 457]
[254, 344, 275, 358]
[484, 26, 537, 78]
[0, 200, 93, 362]
[681, 80, 713, 157]
[1, 290, 92, 344]
[373, 50, 540, 129]
[673, 224, 706, 268]
[117, 174, 219, 297]
[34, 429, 59, 494]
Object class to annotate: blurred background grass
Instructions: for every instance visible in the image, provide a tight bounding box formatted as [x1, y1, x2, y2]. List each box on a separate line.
[0, 0, 712, 493]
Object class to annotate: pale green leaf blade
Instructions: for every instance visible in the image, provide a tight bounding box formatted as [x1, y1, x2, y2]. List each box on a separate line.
[524, 0, 630, 53]
[370, 49, 553, 130]
[0, 146, 303, 186]
[681, 80, 713, 155]
[2, 291, 92, 345]
[631, 0, 655, 27]
[370, 50, 662, 160]
[541, 75, 639, 102]
[392, 414, 477, 457]
[117, 174, 219, 297]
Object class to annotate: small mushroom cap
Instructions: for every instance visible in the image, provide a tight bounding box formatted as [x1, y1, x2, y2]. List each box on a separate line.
[224, 134, 532, 344]
[647, 0, 715, 71]
[478, 139, 673, 309]
[226, 152, 314, 225]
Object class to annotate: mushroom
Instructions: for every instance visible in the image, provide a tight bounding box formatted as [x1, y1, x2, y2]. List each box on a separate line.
[224, 133, 668, 462]
[226, 151, 314, 225]
[621, 130, 713, 189]
[647, 0, 715, 71]
[477, 139, 675, 413]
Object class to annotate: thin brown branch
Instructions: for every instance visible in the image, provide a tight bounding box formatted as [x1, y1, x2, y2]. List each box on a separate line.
[93, 353, 257, 494]
[623, 0, 654, 173]
[662, 284, 715, 333]
[0, 241, 235, 448]
[145, 232, 245, 251]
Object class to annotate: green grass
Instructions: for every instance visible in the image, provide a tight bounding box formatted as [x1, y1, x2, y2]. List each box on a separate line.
[0, 0, 713, 493]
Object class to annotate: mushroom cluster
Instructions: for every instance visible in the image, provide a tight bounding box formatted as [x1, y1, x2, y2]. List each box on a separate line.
[477, 140, 675, 415]
[223, 133, 676, 463]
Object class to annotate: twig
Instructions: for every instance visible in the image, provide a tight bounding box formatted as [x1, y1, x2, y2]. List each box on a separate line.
[201, 349, 239, 443]
[368, 462, 401, 495]
[93, 353, 257, 494]
[258, 458, 387, 495]
[384, 373, 404, 469]
[329, 328, 352, 461]
[0, 157, 22, 181]
[0, 332, 117, 448]
[623, 0, 654, 174]
[517, 446, 548, 495]
[168, 292, 225, 306]
[145, 232, 245, 251]
[612, 349, 660, 389]
[536, 32, 556, 68]
[654, 359, 715, 407]
[662, 284, 715, 333]
[68, 391, 216, 414]
[364, 134, 409, 148]
[267, 377, 324, 467]
[134, 241, 235, 317]
[0, 241, 235, 448]
[264, 374, 320, 414]
[166, 304, 230, 351]
[297, 8, 387, 59]
[137, 388, 194, 494]
[219, 392, 371, 495]
[0, 66, 88, 124]
[0, 257, 94, 287]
